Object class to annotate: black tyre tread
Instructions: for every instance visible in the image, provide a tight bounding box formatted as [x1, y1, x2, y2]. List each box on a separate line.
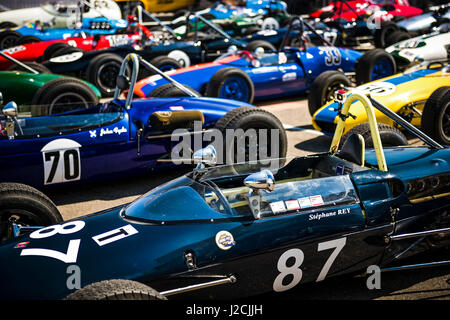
[65, 279, 167, 300]
[85, 53, 124, 97]
[421, 86, 450, 145]
[149, 55, 182, 69]
[0, 182, 62, 224]
[7, 61, 52, 74]
[42, 43, 71, 61]
[31, 78, 99, 111]
[214, 106, 288, 158]
[18, 35, 42, 45]
[52, 46, 84, 57]
[206, 67, 255, 103]
[307, 70, 351, 117]
[245, 40, 276, 52]
[0, 30, 21, 49]
[341, 122, 408, 148]
[385, 30, 411, 47]
[148, 83, 200, 98]
[355, 49, 396, 85]
[374, 21, 399, 48]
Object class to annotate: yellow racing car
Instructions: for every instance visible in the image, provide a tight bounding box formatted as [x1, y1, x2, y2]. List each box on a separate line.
[310, 62, 450, 146]
[115, 0, 196, 13]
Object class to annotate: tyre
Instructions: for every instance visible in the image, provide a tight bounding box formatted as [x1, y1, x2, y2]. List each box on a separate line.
[392, 15, 405, 22]
[31, 78, 99, 115]
[42, 43, 71, 61]
[0, 182, 63, 243]
[385, 30, 411, 47]
[0, 22, 17, 29]
[242, 26, 261, 36]
[421, 87, 450, 145]
[17, 35, 41, 45]
[7, 61, 52, 74]
[374, 21, 399, 48]
[341, 123, 408, 148]
[65, 279, 167, 300]
[355, 49, 396, 85]
[51, 46, 84, 58]
[85, 53, 124, 97]
[307, 71, 352, 117]
[139, 55, 182, 79]
[148, 83, 200, 98]
[206, 67, 255, 103]
[261, 17, 280, 30]
[0, 30, 21, 49]
[245, 40, 276, 52]
[214, 107, 287, 167]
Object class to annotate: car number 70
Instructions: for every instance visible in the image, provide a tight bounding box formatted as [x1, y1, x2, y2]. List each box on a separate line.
[273, 237, 346, 292]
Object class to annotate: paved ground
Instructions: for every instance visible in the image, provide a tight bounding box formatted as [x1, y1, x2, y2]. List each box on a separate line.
[44, 96, 450, 300]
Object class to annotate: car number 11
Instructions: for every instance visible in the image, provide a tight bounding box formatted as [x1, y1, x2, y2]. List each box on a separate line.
[273, 237, 347, 292]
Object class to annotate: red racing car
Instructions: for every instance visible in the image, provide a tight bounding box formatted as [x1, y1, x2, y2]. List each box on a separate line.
[310, 0, 422, 22]
[0, 22, 151, 70]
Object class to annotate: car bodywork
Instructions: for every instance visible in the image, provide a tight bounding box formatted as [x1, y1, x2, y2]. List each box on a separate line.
[115, 0, 196, 13]
[395, 5, 450, 34]
[385, 30, 450, 68]
[312, 62, 450, 135]
[1, 91, 449, 300]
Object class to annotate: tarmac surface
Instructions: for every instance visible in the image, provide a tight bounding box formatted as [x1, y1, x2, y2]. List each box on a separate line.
[44, 96, 450, 301]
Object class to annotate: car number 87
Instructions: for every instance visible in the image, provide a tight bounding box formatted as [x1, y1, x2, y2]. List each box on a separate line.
[273, 237, 346, 292]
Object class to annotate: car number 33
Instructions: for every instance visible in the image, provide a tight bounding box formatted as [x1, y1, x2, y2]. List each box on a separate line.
[273, 237, 346, 292]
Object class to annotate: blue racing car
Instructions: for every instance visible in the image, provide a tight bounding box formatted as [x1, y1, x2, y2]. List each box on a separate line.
[133, 17, 397, 104]
[0, 53, 287, 190]
[0, 91, 449, 300]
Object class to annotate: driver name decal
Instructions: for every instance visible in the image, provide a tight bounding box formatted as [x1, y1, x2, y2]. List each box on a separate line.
[309, 208, 351, 221]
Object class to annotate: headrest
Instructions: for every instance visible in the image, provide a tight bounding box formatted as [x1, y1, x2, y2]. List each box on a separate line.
[337, 133, 365, 166]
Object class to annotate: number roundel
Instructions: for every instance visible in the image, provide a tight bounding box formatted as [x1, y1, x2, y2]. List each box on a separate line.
[41, 139, 81, 185]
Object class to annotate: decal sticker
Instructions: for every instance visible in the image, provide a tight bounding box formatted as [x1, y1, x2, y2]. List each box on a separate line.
[49, 51, 84, 63]
[310, 195, 324, 206]
[2, 45, 25, 55]
[252, 66, 278, 74]
[298, 197, 312, 209]
[89, 130, 97, 138]
[357, 82, 396, 97]
[106, 34, 131, 47]
[99, 126, 128, 137]
[14, 241, 29, 249]
[270, 201, 287, 214]
[285, 200, 300, 211]
[321, 47, 341, 66]
[256, 29, 277, 36]
[41, 139, 81, 185]
[29, 221, 85, 239]
[92, 225, 138, 247]
[309, 208, 351, 221]
[282, 72, 297, 82]
[169, 106, 184, 111]
[215, 230, 235, 250]
[278, 52, 287, 64]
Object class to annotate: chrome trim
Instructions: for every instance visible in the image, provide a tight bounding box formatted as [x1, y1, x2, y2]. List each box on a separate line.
[390, 227, 450, 241]
[160, 275, 237, 296]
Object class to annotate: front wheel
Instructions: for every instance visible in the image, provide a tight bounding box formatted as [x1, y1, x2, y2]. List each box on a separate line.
[0, 183, 63, 243]
[355, 49, 396, 85]
[341, 122, 408, 148]
[421, 86, 450, 145]
[206, 67, 255, 103]
[85, 53, 124, 97]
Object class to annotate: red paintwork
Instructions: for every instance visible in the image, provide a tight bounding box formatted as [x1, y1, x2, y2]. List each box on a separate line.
[0, 24, 152, 70]
[310, 0, 422, 22]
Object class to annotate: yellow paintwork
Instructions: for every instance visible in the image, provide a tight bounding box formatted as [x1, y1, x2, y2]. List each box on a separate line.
[115, 0, 196, 13]
[313, 65, 450, 134]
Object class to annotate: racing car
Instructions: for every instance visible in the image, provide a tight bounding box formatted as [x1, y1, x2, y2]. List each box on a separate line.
[1, 90, 449, 300]
[133, 17, 397, 104]
[35, 9, 277, 97]
[311, 61, 450, 146]
[311, 0, 422, 23]
[0, 53, 287, 190]
[0, 53, 101, 115]
[0, 0, 122, 29]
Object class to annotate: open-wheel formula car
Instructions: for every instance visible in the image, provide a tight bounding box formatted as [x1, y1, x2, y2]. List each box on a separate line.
[0, 53, 287, 190]
[36, 8, 277, 97]
[311, 61, 450, 146]
[133, 17, 397, 104]
[0, 90, 449, 300]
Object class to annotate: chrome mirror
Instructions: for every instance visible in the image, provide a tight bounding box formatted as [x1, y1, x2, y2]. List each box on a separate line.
[244, 169, 275, 192]
[193, 145, 217, 172]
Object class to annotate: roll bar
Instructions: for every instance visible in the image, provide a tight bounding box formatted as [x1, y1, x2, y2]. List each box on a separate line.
[113, 53, 200, 109]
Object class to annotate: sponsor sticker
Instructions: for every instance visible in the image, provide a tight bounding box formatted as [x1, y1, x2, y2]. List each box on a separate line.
[285, 200, 300, 211]
[215, 231, 235, 250]
[270, 201, 287, 214]
[310, 195, 325, 206]
[298, 197, 312, 209]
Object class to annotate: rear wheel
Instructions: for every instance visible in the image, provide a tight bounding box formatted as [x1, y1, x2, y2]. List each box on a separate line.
[214, 107, 287, 168]
[374, 21, 399, 48]
[17, 35, 41, 45]
[0, 182, 63, 243]
[206, 67, 254, 103]
[385, 30, 411, 47]
[355, 49, 396, 85]
[341, 123, 408, 148]
[85, 53, 124, 97]
[307, 71, 352, 117]
[42, 43, 72, 61]
[7, 61, 52, 74]
[0, 30, 21, 49]
[65, 279, 167, 300]
[148, 83, 200, 98]
[31, 78, 99, 115]
[421, 86, 450, 145]
[0, 22, 17, 29]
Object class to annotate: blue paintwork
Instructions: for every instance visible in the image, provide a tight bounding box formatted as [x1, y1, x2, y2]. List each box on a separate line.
[0, 144, 449, 299]
[139, 46, 363, 101]
[196, 0, 287, 20]
[0, 96, 252, 189]
[11, 17, 128, 41]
